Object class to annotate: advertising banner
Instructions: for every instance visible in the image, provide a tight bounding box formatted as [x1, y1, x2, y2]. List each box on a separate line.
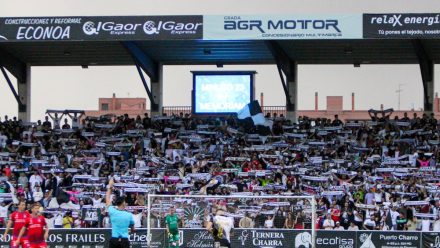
[232, 229, 304, 248]
[356, 231, 421, 248]
[0, 228, 109, 248]
[0, 228, 159, 248]
[183, 206, 205, 228]
[316, 230, 356, 248]
[0, 15, 203, 42]
[138, 229, 165, 248]
[363, 13, 440, 38]
[0, 228, 435, 248]
[182, 229, 214, 248]
[152, 228, 312, 248]
[203, 14, 362, 40]
[422, 232, 440, 248]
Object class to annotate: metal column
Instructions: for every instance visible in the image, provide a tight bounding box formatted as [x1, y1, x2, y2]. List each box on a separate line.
[412, 39, 435, 113]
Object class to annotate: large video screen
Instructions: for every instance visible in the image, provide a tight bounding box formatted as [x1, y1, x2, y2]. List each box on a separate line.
[192, 71, 254, 114]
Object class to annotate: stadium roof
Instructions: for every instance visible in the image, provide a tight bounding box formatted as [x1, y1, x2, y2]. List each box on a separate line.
[1, 14, 440, 68]
[1, 39, 440, 67]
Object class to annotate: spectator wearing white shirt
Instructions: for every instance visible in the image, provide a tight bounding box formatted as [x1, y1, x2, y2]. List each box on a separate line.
[91, 162, 102, 178]
[322, 214, 335, 230]
[348, 221, 359, 231]
[132, 210, 143, 228]
[433, 217, 440, 232]
[353, 210, 363, 228]
[32, 185, 44, 203]
[0, 131, 7, 148]
[47, 112, 63, 130]
[0, 201, 12, 228]
[29, 171, 43, 190]
[102, 212, 111, 228]
[334, 221, 344, 230]
[74, 217, 82, 228]
[92, 195, 102, 207]
[390, 207, 400, 230]
[363, 216, 376, 230]
[135, 157, 146, 170]
[18, 173, 29, 189]
[54, 213, 64, 228]
[420, 218, 431, 232]
[364, 189, 375, 205]
[264, 215, 274, 228]
[374, 188, 383, 204]
[46, 215, 55, 229]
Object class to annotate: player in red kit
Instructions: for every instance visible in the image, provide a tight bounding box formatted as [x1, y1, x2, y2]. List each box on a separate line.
[15, 203, 49, 248]
[3, 200, 31, 248]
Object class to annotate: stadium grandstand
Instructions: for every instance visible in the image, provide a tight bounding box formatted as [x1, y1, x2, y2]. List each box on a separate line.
[1, 7, 440, 248]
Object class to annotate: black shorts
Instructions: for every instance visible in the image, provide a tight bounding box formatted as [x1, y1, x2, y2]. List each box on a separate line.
[109, 237, 130, 248]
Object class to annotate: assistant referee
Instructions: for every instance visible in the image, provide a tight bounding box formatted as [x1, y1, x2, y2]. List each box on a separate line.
[106, 178, 135, 248]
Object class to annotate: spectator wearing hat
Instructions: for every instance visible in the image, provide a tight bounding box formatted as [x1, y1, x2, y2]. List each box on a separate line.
[334, 221, 344, 230]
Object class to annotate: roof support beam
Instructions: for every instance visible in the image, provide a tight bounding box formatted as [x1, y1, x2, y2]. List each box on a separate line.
[0, 66, 25, 109]
[135, 63, 158, 111]
[266, 41, 296, 111]
[0, 47, 27, 83]
[412, 39, 434, 112]
[122, 41, 158, 82]
[122, 41, 159, 111]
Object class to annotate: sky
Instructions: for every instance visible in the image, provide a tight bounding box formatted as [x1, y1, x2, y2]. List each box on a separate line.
[0, 0, 439, 121]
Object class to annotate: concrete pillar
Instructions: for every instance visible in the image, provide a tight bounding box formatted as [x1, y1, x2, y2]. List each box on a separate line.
[17, 65, 31, 121]
[424, 62, 435, 114]
[112, 93, 116, 110]
[435, 92, 439, 113]
[351, 92, 355, 112]
[286, 62, 298, 122]
[150, 63, 163, 117]
[314, 92, 318, 111]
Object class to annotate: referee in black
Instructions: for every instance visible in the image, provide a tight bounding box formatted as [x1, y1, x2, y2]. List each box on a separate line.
[106, 178, 135, 248]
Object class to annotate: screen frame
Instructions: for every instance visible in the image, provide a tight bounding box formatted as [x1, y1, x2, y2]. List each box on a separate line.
[191, 71, 256, 115]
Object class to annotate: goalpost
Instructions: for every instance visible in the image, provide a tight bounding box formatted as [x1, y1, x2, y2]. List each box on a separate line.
[147, 194, 316, 248]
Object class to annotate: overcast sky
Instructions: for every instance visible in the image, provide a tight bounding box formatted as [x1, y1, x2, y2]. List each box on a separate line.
[0, 0, 439, 121]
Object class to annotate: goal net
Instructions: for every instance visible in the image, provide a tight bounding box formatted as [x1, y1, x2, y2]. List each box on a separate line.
[147, 194, 316, 248]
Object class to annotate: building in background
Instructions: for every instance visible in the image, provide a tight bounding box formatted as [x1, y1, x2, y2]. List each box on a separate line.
[85, 93, 440, 121]
[85, 93, 148, 118]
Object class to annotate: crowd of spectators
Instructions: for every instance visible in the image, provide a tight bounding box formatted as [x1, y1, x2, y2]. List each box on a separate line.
[0, 109, 439, 232]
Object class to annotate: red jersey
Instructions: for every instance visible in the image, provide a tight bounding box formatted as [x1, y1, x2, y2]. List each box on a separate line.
[10, 211, 31, 237]
[331, 209, 341, 222]
[25, 216, 46, 243]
